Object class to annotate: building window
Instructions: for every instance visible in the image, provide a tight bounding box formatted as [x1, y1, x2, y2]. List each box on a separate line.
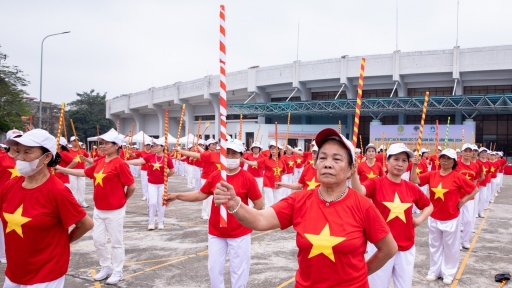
[195, 115, 215, 121]
[464, 85, 512, 95]
[405, 115, 454, 125]
[226, 114, 258, 120]
[271, 96, 301, 102]
[362, 89, 396, 98]
[312, 91, 347, 100]
[408, 87, 452, 96]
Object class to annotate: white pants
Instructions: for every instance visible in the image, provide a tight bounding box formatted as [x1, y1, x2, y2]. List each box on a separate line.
[140, 170, 149, 199]
[293, 167, 303, 183]
[491, 178, 498, 196]
[194, 167, 203, 190]
[148, 183, 166, 225]
[460, 200, 475, 246]
[477, 186, 487, 214]
[93, 206, 126, 273]
[282, 174, 292, 196]
[427, 217, 460, 281]
[485, 183, 492, 208]
[69, 175, 86, 205]
[3, 275, 65, 288]
[208, 234, 251, 288]
[498, 172, 503, 190]
[201, 178, 212, 219]
[129, 165, 139, 177]
[255, 177, 263, 194]
[187, 164, 194, 187]
[473, 192, 480, 220]
[0, 221, 5, 261]
[368, 244, 415, 288]
[263, 187, 287, 208]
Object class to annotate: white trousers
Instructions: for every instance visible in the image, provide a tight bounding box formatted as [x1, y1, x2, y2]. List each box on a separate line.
[477, 186, 487, 214]
[491, 178, 498, 196]
[427, 217, 460, 281]
[140, 170, 149, 199]
[282, 174, 292, 196]
[460, 199, 475, 246]
[201, 178, 212, 219]
[473, 192, 480, 220]
[497, 173, 503, 191]
[293, 167, 303, 183]
[368, 244, 415, 288]
[263, 187, 287, 208]
[255, 177, 263, 195]
[69, 175, 86, 205]
[129, 165, 139, 177]
[194, 167, 203, 190]
[93, 206, 126, 273]
[0, 221, 5, 261]
[148, 183, 166, 225]
[485, 183, 492, 208]
[208, 234, 251, 288]
[3, 275, 65, 288]
[187, 164, 194, 187]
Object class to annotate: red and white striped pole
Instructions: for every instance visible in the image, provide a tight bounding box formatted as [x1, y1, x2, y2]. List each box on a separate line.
[219, 5, 228, 227]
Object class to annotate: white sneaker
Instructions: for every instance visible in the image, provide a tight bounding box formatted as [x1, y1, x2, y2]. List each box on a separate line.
[93, 267, 113, 281]
[106, 272, 123, 285]
[478, 212, 485, 218]
[141, 197, 147, 201]
[148, 223, 155, 230]
[158, 223, 164, 230]
[462, 243, 471, 249]
[443, 278, 453, 285]
[426, 275, 437, 281]
[0, 258, 6, 264]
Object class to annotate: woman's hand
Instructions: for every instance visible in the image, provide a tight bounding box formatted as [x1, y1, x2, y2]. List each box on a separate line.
[214, 181, 238, 211]
[165, 194, 177, 202]
[411, 155, 420, 165]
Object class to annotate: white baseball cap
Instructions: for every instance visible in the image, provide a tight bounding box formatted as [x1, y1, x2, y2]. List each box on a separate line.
[98, 130, 124, 145]
[153, 138, 166, 146]
[387, 143, 414, 159]
[206, 139, 217, 146]
[365, 143, 376, 151]
[0, 144, 8, 148]
[93, 145, 97, 149]
[268, 141, 277, 148]
[312, 145, 318, 152]
[6, 129, 57, 156]
[440, 148, 457, 159]
[455, 149, 460, 152]
[297, 147, 303, 151]
[70, 136, 79, 142]
[6, 129, 23, 140]
[437, 146, 442, 151]
[227, 139, 244, 152]
[250, 142, 263, 149]
[314, 128, 355, 163]
[461, 143, 473, 151]
[355, 148, 361, 153]
[419, 148, 429, 154]
[479, 147, 489, 153]
[187, 143, 193, 149]
[198, 139, 205, 145]
[471, 144, 479, 151]
[59, 137, 67, 146]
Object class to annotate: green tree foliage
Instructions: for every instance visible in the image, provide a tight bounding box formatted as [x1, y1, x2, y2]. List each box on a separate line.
[0, 48, 32, 133]
[66, 89, 115, 142]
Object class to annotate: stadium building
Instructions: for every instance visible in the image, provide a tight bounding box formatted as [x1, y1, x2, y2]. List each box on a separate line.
[106, 45, 512, 155]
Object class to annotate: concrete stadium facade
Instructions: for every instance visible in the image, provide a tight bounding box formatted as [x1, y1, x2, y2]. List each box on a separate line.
[106, 45, 512, 154]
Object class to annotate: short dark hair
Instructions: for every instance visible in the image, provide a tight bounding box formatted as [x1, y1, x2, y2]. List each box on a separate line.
[39, 147, 61, 168]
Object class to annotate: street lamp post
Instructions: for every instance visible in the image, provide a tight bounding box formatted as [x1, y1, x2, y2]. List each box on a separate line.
[39, 31, 70, 128]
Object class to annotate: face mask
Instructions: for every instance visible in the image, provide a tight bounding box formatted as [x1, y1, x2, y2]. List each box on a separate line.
[16, 153, 47, 177]
[226, 158, 240, 169]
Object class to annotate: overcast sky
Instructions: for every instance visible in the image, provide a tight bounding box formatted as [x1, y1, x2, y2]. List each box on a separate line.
[1, 0, 511, 104]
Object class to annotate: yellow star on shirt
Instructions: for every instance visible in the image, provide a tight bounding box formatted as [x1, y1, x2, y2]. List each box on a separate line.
[7, 166, 21, 179]
[490, 166, 495, 173]
[288, 161, 295, 167]
[306, 177, 320, 190]
[94, 169, 107, 186]
[296, 158, 302, 164]
[416, 167, 422, 175]
[74, 155, 82, 162]
[435, 160, 440, 167]
[366, 171, 377, 179]
[152, 162, 162, 170]
[273, 167, 282, 176]
[309, 160, 314, 165]
[251, 165, 258, 169]
[483, 166, 488, 175]
[431, 183, 449, 201]
[304, 223, 346, 262]
[3, 204, 32, 238]
[216, 164, 221, 170]
[382, 193, 412, 222]
[465, 174, 471, 180]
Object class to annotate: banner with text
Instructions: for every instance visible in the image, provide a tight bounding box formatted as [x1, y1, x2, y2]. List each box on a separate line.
[369, 124, 475, 151]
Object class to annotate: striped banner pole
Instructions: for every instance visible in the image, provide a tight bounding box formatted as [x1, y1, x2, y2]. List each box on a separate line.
[162, 109, 170, 206]
[285, 112, 290, 147]
[416, 92, 429, 155]
[352, 58, 366, 147]
[238, 114, 243, 141]
[219, 5, 228, 227]
[462, 128, 465, 144]
[443, 117, 451, 150]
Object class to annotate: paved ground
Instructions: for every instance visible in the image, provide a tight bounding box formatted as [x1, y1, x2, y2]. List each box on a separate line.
[0, 173, 510, 287]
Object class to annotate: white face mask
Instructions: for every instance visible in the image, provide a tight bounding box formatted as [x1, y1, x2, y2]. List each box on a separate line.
[16, 153, 47, 177]
[226, 158, 240, 169]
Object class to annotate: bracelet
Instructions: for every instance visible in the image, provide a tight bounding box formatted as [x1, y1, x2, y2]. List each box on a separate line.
[227, 197, 242, 214]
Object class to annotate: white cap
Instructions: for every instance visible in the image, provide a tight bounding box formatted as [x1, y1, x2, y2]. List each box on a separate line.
[0, 144, 7, 148]
[311, 141, 316, 146]
[153, 138, 166, 146]
[6, 129, 23, 140]
[355, 148, 361, 153]
[70, 136, 79, 142]
[93, 145, 97, 148]
[227, 139, 244, 152]
[187, 143, 193, 149]
[79, 142, 84, 146]
[419, 148, 429, 154]
[314, 128, 355, 163]
[461, 143, 473, 151]
[479, 147, 489, 153]
[6, 129, 56, 156]
[132, 145, 137, 148]
[206, 139, 217, 146]
[387, 143, 414, 159]
[471, 144, 479, 151]
[456, 149, 460, 153]
[250, 142, 263, 149]
[365, 143, 376, 151]
[198, 139, 205, 145]
[144, 139, 153, 145]
[215, 145, 220, 150]
[297, 147, 303, 151]
[312, 146, 318, 152]
[59, 137, 67, 146]
[268, 141, 277, 148]
[98, 130, 124, 145]
[440, 148, 457, 159]
[437, 146, 442, 151]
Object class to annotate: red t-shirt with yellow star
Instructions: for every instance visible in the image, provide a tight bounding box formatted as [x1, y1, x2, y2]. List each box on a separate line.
[294, 154, 305, 169]
[375, 153, 384, 166]
[0, 175, 86, 285]
[67, 149, 89, 169]
[243, 153, 264, 178]
[298, 164, 320, 191]
[363, 177, 430, 251]
[200, 169, 262, 238]
[418, 171, 476, 221]
[281, 154, 296, 174]
[357, 161, 384, 184]
[200, 151, 221, 180]
[455, 161, 479, 183]
[138, 150, 152, 171]
[477, 159, 491, 186]
[0, 153, 21, 185]
[84, 156, 134, 210]
[143, 154, 174, 185]
[55, 150, 75, 184]
[429, 155, 440, 171]
[256, 157, 286, 188]
[489, 160, 499, 179]
[272, 188, 389, 288]
[302, 151, 313, 166]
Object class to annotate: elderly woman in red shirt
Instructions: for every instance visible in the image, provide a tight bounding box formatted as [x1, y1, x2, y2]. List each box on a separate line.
[215, 128, 397, 287]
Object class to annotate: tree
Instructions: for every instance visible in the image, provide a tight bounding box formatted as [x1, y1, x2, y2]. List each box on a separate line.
[0, 48, 32, 133]
[66, 89, 115, 142]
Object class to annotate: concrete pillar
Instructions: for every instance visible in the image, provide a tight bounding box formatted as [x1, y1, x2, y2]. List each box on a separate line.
[346, 115, 353, 140]
[147, 88, 165, 136]
[398, 113, 406, 125]
[340, 56, 356, 99]
[455, 111, 462, 124]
